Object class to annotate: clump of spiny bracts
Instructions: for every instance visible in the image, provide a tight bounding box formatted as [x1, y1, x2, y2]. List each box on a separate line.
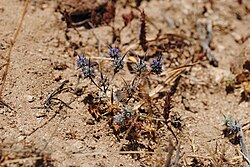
[223, 116, 241, 144]
[134, 58, 147, 76]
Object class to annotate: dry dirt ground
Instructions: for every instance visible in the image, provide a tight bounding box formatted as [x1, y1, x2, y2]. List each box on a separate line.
[0, 0, 250, 166]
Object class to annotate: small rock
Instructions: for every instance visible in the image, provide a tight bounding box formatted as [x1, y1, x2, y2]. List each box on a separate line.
[210, 67, 232, 84]
[217, 44, 225, 53]
[41, 3, 48, 10]
[17, 135, 25, 142]
[231, 32, 242, 43]
[54, 74, 62, 82]
[26, 95, 35, 102]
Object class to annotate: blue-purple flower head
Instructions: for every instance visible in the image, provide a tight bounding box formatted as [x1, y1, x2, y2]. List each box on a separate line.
[150, 57, 162, 74]
[109, 47, 121, 59]
[77, 56, 87, 69]
[76, 56, 95, 78]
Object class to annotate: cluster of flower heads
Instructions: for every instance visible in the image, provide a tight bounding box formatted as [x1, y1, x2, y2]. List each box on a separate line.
[77, 55, 95, 78]
[109, 46, 163, 75]
[109, 46, 125, 74]
[76, 47, 163, 80]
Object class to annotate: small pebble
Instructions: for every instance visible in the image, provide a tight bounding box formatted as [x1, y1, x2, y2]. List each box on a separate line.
[26, 95, 35, 102]
[231, 32, 242, 43]
[17, 135, 25, 142]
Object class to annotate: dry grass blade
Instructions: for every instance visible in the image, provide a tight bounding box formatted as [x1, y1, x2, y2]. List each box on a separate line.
[149, 64, 192, 97]
[186, 154, 213, 160]
[238, 124, 250, 166]
[73, 150, 156, 157]
[0, 0, 30, 99]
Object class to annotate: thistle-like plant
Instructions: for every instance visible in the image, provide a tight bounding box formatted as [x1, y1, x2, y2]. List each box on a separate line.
[77, 56, 103, 91]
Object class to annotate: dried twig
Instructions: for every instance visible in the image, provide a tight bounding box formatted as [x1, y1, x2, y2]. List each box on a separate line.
[240, 151, 250, 166]
[0, 0, 30, 99]
[224, 116, 250, 166]
[166, 138, 175, 167]
[174, 142, 181, 166]
[19, 112, 57, 143]
[44, 80, 72, 112]
[197, 20, 218, 67]
[239, 124, 250, 167]
[73, 150, 155, 157]
[0, 100, 14, 111]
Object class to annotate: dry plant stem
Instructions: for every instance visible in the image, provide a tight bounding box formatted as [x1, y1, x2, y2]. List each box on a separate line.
[240, 151, 250, 166]
[149, 65, 188, 97]
[186, 154, 213, 160]
[118, 115, 139, 151]
[0, 100, 13, 111]
[61, 10, 82, 38]
[238, 125, 250, 166]
[20, 112, 57, 142]
[197, 21, 218, 67]
[205, 143, 219, 166]
[73, 150, 155, 156]
[41, 116, 63, 151]
[2, 157, 42, 165]
[90, 77, 103, 91]
[174, 142, 181, 166]
[44, 80, 70, 112]
[165, 138, 175, 167]
[0, 0, 30, 99]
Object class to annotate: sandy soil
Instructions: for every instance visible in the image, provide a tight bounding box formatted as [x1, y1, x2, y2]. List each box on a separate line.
[0, 0, 250, 166]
